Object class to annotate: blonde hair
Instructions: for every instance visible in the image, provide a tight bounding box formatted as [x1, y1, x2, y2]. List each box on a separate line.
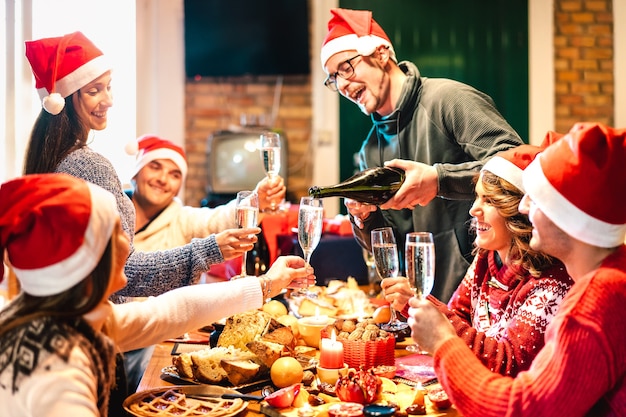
[474, 171, 559, 278]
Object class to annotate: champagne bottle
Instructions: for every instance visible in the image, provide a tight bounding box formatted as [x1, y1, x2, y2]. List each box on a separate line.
[308, 166, 405, 204]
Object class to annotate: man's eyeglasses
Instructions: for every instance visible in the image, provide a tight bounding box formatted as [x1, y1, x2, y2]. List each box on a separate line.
[324, 55, 362, 92]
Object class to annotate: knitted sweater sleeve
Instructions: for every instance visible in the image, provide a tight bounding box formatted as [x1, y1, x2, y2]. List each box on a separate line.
[424, 80, 524, 199]
[57, 149, 223, 298]
[110, 277, 263, 351]
[433, 260, 573, 376]
[433, 263, 626, 417]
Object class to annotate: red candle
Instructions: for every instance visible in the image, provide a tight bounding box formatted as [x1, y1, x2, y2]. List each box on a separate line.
[319, 330, 344, 369]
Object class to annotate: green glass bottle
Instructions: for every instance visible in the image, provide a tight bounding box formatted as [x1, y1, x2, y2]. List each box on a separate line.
[308, 167, 405, 204]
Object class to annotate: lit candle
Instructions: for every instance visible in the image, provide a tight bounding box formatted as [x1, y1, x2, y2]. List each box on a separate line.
[319, 329, 344, 369]
[305, 307, 329, 326]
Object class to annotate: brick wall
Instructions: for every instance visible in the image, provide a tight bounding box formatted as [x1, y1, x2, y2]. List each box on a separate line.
[184, 75, 313, 206]
[554, 0, 614, 133]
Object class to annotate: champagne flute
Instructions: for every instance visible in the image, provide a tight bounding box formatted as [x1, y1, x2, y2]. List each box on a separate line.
[235, 190, 259, 277]
[295, 196, 323, 294]
[371, 227, 409, 334]
[259, 131, 282, 213]
[405, 232, 435, 353]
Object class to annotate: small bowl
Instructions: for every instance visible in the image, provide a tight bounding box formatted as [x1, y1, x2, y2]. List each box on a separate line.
[316, 363, 349, 385]
[297, 316, 334, 348]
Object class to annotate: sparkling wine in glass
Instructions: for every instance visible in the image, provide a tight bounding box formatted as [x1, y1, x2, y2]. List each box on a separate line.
[294, 196, 323, 294]
[235, 190, 259, 277]
[405, 232, 435, 353]
[371, 227, 409, 334]
[259, 131, 282, 213]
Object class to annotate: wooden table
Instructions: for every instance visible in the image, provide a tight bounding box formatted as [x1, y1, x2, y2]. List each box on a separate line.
[136, 338, 460, 416]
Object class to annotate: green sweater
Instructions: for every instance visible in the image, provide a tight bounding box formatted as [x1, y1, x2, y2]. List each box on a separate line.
[354, 61, 523, 302]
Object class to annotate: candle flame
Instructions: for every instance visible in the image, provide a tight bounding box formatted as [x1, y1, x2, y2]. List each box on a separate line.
[330, 328, 337, 342]
[314, 306, 320, 317]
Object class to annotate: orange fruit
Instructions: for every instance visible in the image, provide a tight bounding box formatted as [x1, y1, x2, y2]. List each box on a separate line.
[270, 356, 304, 388]
[262, 300, 288, 318]
[372, 305, 391, 324]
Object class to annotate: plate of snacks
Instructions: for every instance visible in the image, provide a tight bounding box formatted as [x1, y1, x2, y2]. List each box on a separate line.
[123, 385, 251, 417]
[164, 309, 317, 388]
[288, 278, 375, 319]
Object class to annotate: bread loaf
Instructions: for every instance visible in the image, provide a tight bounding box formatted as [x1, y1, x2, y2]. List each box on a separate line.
[172, 352, 194, 379]
[262, 325, 296, 350]
[246, 340, 285, 368]
[217, 310, 272, 351]
[191, 348, 230, 383]
[221, 359, 261, 386]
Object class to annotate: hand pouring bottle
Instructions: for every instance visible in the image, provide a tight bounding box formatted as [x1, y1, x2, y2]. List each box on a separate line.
[308, 167, 405, 205]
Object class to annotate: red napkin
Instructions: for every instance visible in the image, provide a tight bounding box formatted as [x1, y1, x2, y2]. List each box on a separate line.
[394, 353, 437, 385]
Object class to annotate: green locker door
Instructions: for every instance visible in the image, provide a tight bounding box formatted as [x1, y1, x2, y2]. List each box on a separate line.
[337, 0, 529, 188]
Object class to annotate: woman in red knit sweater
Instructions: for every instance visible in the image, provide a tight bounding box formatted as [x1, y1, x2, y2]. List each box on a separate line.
[383, 139, 573, 376]
[408, 122, 626, 416]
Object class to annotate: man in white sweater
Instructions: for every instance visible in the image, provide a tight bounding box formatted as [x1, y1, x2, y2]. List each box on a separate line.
[124, 134, 286, 391]
[127, 134, 285, 253]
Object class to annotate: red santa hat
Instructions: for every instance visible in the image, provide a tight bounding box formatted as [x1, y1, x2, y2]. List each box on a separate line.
[523, 122, 626, 248]
[25, 31, 111, 115]
[0, 173, 118, 296]
[125, 134, 188, 180]
[482, 130, 563, 193]
[320, 8, 397, 68]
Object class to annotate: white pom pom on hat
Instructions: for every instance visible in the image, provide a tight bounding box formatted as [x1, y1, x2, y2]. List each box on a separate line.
[25, 31, 111, 115]
[124, 139, 139, 156]
[42, 93, 65, 115]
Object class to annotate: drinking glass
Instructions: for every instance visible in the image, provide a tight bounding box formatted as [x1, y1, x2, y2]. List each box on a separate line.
[405, 232, 435, 353]
[235, 190, 259, 277]
[362, 248, 380, 296]
[259, 131, 282, 213]
[295, 197, 324, 294]
[371, 227, 409, 333]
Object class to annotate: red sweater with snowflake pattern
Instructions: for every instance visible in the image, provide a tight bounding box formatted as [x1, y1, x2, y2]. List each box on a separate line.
[434, 245, 626, 417]
[428, 250, 573, 376]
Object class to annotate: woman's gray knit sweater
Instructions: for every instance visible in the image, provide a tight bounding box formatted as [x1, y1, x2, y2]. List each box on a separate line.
[56, 147, 223, 298]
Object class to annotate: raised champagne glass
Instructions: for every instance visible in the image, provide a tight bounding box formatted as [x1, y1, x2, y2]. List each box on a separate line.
[405, 232, 435, 353]
[371, 227, 410, 334]
[294, 196, 323, 295]
[235, 190, 259, 277]
[259, 131, 282, 213]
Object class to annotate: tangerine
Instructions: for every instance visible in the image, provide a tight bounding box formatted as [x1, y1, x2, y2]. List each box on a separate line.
[270, 356, 304, 388]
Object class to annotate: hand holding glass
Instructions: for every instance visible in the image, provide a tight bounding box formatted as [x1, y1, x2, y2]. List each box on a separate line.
[259, 131, 281, 212]
[371, 227, 409, 333]
[295, 197, 323, 293]
[235, 190, 259, 277]
[405, 232, 435, 352]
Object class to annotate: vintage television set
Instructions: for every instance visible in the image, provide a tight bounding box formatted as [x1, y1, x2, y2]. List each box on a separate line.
[204, 129, 289, 208]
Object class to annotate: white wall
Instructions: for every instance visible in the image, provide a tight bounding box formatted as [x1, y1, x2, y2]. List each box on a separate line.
[1, 0, 137, 184]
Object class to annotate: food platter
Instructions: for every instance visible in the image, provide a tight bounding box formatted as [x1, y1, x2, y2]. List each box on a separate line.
[161, 355, 317, 392]
[123, 385, 249, 417]
[161, 365, 268, 392]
